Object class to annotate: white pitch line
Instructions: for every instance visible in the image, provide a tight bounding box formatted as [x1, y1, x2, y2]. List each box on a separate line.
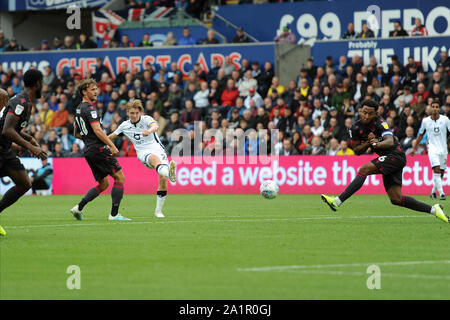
[3, 214, 431, 230]
[282, 269, 450, 280]
[237, 260, 450, 272]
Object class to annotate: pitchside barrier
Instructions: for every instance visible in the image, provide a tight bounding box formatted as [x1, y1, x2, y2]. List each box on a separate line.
[1, 156, 444, 195]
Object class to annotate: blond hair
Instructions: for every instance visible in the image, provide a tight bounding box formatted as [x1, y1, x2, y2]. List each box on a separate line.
[126, 99, 144, 113]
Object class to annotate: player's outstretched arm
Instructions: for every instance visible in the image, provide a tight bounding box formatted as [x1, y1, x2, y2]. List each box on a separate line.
[2, 113, 47, 159]
[410, 133, 424, 156]
[91, 121, 119, 156]
[108, 132, 118, 141]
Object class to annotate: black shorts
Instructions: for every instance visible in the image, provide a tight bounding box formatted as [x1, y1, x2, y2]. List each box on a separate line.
[84, 146, 122, 181]
[0, 150, 25, 177]
[371, 151, 407, 192]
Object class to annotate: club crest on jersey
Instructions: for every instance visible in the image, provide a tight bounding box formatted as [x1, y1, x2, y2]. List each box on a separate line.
[91, 111, 98, 119]
[15, 104, 24, 115]
[381, 122, 389, 130]
[434, 127, 440, 133]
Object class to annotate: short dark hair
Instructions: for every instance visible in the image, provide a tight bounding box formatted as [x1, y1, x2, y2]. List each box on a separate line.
[431, 98, 441, 106]
[361, 99, 379, 110]
[23, 69, 43, 88]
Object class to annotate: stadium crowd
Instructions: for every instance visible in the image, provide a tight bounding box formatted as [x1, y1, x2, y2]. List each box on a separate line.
[1, 48, 449, 158]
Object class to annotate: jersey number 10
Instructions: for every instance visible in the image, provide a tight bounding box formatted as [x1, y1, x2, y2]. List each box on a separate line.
[75, 117, 89, 135]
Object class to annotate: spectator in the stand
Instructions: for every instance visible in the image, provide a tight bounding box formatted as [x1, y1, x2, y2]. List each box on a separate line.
[222, 56, 236, 77]
[238, 70, 257, 97]
[193, 81, 210, 116]
[267, 76, 284, 97]
[389, 21, 408, 37]
[94, 57, 111, 82]
[411, 17, 428, 36]
[38, 39, 51, 51]
[274, 26, 296, 44]
[202, 29, 219, 45]
[221, 79, 240, 108]
[342, 22, 357, 39]
[400, 126, 416, 153]
[50, 103, 69, 130]
[331, 83, 350, 112]
[180, 99, 200, 130]
[303, 136, 326, 155]
[411, 94, 427, 118]
[336, 140, 354, 155]
[76, 33, 97, 49]
[428, 71, 446, 93]
[279, 138, 299, 156]
[410, 82, 429, 105]
[186, 0, 206, 20]
[162, 32, 178, 46]
[69, 143, 83, 157]
[5, 38, 26, 51]
[138, 33, 153, 47]
[327, 138, 340, 155]
[120, 34, 134, 47]
[428, 83, 444, 105]
[178, 27, 197, 46]
[439, 50, 450, 71]
[232, 27, 249, 43]
[357, 23, 375, 39]
[244, 87, 264, 110]
[11, 76, 22, 94]
[62, 36, 75, 50]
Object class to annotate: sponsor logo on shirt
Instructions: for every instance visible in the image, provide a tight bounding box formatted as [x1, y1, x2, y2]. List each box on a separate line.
[91, 111, 98, 119]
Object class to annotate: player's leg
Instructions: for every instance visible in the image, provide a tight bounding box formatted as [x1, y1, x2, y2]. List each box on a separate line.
[72, 177, 108, 220]
[322, 161, 379, 211]
[428, 153, 440, 199]
[432, 165, 444, 199]
[0, 169, 31, 213]
[438, 155, 446, 200]
[387, 184, 448, 223]
[155, 175, 168, 218]
[108, 169, 130, 221]
[147, 153, 176, 183]
[0, 169, 31, 236]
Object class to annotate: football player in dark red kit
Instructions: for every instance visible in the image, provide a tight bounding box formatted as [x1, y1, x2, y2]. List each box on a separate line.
[0, 69, 48, 236]
[321, 99, 449, 224]
[70, 78, 130, 221]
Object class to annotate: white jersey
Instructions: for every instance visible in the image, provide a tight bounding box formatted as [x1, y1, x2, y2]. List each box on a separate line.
[418, 115, 450, 154]
[114, 115, 165, 153]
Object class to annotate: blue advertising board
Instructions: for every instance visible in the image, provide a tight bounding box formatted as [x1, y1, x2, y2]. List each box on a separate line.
[213, 0, 450, 42]
[311, 36, 450, 73]
[1, 0, 111, 11]
[0, 43, 275, 78]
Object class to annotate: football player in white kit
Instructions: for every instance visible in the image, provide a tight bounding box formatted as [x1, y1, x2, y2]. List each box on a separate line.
[108, 99, 177, 218]
[411, 99, 450, 200]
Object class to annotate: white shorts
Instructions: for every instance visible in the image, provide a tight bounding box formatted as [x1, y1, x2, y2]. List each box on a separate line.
[428, 153, 447, 170]
[137, 147, 169, 169]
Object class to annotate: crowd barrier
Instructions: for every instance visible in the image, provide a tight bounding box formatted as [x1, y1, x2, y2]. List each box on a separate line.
[42, 155, 449, 195]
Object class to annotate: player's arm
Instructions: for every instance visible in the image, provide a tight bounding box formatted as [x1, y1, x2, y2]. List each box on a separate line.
[20, 129, 39, 147]
[90, 121, 119, 156]
[370, 134, 394, 150]
[3, 113, 47, 159]
[142, 122, 158, 136]
[410, 132, 424, 156]
[73, 125, 82, 139]
[352, 139, 372, 155]
[108, 132, 118, 140]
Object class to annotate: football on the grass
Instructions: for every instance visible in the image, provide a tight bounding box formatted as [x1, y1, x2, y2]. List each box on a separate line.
[260, 180, 279, 199]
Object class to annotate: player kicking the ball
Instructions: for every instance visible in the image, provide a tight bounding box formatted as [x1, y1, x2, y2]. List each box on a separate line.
[108, 99, 176, 218]
[410, 98, 450, 200]
[321, 99, 449, 224]
[71, 79, 130, 221]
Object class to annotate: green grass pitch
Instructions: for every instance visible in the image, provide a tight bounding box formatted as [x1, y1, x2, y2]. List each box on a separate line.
[0, 194, 449, 299]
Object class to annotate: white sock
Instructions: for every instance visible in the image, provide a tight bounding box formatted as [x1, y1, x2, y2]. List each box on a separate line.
[335, 197, 342, 206]
[430, 206, 436, 215]
[156, 164, 169, 178]
[433, 173, 444, 195]
[156, 193, 166, 212]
